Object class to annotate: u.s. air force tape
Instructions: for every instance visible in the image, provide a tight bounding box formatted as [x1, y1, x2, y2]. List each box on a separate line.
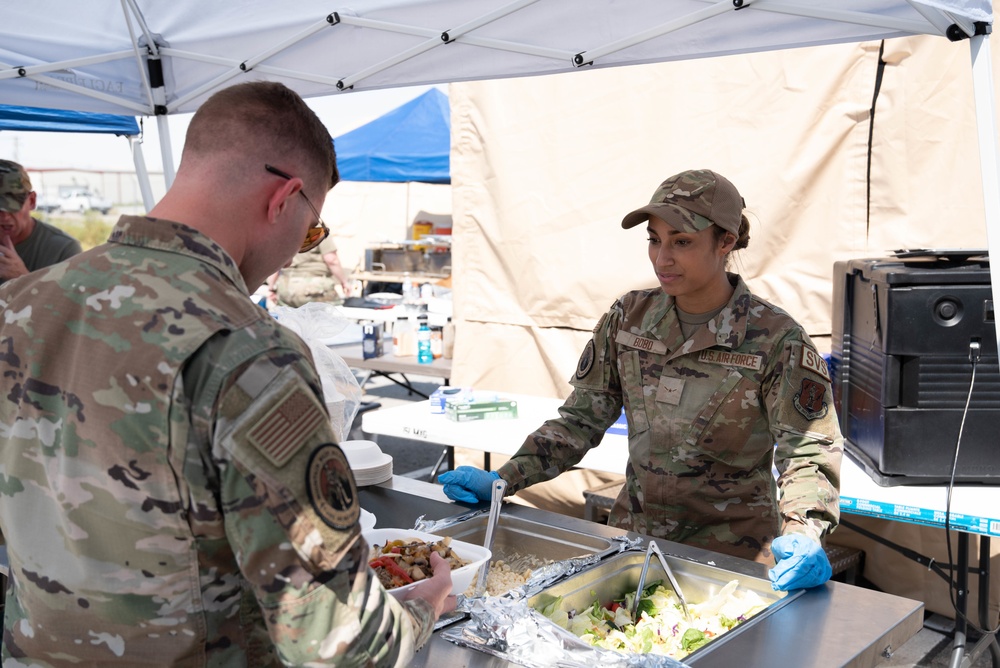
[306, 444, 360, 530]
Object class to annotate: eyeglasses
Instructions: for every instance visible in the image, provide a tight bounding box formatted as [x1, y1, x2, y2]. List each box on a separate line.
[265, 164, 330, 253]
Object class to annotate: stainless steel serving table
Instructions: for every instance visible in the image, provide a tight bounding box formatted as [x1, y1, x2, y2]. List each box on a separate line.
[363, 476, 924, 667]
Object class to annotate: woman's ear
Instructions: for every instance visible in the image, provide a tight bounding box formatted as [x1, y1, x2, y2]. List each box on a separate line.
[719, 231, 737, 254]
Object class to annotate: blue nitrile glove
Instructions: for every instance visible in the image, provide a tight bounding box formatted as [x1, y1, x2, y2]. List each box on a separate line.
[768, 534, 833, 591]
[438, 467, 500, 504]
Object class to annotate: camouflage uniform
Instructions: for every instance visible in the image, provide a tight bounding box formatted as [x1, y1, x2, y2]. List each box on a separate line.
[275, 236, 343, 307]
[498, 275, 843, 563]
[0, 215, 433, 666]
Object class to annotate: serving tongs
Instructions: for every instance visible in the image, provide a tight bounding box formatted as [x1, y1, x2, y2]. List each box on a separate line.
[473, 477, 507, 596]
[631, 540, 692, 623]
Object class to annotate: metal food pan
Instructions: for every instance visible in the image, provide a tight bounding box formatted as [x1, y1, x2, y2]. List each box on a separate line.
[368, 248, 422, 273]
[434, 514, 617, 567]
[526, 548, 801, 660]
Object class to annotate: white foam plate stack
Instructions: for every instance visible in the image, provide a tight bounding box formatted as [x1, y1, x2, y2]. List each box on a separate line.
[341, 439, 393, 486]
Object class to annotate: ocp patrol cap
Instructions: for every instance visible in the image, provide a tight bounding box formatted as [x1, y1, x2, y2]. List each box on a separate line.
[0, 159, 32, 213]
[621, 168, 745, 235]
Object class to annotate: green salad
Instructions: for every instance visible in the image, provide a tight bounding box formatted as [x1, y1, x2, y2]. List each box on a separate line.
[536, 579, 767, 660]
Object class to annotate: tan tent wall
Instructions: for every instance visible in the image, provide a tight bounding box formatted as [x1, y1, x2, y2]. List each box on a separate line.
[445, 32, 1000, 626]
[448, 35, 995, 398]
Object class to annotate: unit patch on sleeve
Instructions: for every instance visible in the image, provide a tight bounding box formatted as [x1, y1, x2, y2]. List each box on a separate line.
[247, 387, 326, 468]
[793, 377, 829, 420]
[799, 346, 831, 382]
[306, 444, 360, 530]
[575, 339, 597, 380]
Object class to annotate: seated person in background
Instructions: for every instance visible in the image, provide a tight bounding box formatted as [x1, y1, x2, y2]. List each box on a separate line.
[0, 159, 82, 285]
[269, 234, 352, 307]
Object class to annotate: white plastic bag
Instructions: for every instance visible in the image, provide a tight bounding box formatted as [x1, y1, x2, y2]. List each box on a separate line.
[271, 302, 362, 441]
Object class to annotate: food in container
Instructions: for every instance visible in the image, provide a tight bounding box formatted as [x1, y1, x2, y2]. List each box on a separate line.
[527, 550, 798, 661]
[365, 528, 491, 597]
[434, 514, 619, 596]
[537, 578, 767, 660]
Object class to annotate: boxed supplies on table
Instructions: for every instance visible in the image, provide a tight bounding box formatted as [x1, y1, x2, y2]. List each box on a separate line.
[444, 392, 518, 422]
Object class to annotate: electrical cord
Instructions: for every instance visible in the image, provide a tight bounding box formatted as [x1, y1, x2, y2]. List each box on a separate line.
[944, 339, 1000, 637]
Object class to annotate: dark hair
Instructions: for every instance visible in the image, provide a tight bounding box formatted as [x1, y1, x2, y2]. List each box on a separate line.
[713, 214, 751, 253]
[183, 81, 338, 191]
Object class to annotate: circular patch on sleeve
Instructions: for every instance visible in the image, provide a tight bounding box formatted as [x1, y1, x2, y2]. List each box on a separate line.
[575, 339, 596, 380]
[306, 444, 361, 530]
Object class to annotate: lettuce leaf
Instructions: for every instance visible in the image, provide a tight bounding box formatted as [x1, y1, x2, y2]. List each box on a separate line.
[681, 628, 708, 652]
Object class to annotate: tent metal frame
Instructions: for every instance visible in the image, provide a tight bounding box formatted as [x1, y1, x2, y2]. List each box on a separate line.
[0, 1, 996, 357]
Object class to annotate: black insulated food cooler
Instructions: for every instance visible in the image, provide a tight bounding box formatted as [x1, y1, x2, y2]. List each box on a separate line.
[831, 251, 999, 486]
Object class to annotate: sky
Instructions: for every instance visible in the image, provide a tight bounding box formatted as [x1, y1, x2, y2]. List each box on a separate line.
[0, 84, 445, 174]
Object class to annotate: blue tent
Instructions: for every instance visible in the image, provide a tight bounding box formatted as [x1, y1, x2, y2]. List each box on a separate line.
[0, 104, 139, 135]
[333, 88, 449, 184]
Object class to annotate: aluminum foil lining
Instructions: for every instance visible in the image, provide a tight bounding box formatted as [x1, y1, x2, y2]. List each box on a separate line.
[613, 534, 643, 552]
[440, 595, 691, 668]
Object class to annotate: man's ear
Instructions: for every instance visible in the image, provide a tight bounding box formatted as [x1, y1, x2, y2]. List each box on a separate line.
[265, 177, 302, 224]
[26, 191, 37, 211]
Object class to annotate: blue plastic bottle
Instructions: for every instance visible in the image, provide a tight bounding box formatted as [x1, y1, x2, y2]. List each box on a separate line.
[417, 315, 433, 364]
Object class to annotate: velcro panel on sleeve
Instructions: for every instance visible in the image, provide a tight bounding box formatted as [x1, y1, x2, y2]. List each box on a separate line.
[570, 312, 612, 390]
[217, 361, 360, 565]
[769, 341, 838, 444]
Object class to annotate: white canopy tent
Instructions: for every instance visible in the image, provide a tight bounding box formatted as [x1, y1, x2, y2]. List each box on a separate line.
[1, 0, 997, 352]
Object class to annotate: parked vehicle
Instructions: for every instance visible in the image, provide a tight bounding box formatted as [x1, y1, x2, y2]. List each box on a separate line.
[34, 194, 61, 213]
[57, 186, 113, 215]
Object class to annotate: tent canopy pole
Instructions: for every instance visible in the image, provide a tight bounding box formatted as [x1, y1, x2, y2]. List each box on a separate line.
[157, 114, 175, 188]
[969, 32, 1000, 357]
[130, 136, 155, 212]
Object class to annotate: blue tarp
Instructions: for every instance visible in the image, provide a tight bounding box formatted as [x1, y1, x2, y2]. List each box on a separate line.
[334, 88, 449, 184]
[0, 104, 139, 135]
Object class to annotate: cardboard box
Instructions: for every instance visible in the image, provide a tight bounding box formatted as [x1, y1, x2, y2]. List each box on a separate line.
[445, 395, 518, 422]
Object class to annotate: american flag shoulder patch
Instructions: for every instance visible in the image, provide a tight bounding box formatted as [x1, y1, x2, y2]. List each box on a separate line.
[248, 388, 326, 468]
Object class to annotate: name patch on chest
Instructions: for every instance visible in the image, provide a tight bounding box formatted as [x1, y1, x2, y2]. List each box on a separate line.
[615, 331, 667, 354]
[698, 349, 763, 371]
